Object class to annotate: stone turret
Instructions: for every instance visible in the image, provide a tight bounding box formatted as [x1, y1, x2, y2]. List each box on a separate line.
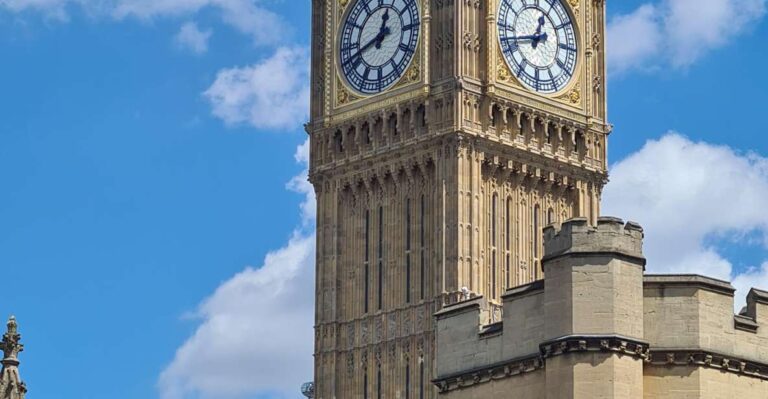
[0, 317, 27, 399]
[541, 217, 646, 399]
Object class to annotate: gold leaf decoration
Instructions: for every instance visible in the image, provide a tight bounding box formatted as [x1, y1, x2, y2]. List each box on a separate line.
[407, 63, 420, 82]
[556, 86, 581, 106]
[340, 0, 350, 8]
[336, 76, 360, 106]
[497, 53, 511, 82]
[567, 0, 579, 16]
[393, 53, 421, 89]
[496, 52, 523, 88]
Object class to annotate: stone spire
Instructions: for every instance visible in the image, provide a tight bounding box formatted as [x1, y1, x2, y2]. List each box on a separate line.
[0, 316, 26, 399]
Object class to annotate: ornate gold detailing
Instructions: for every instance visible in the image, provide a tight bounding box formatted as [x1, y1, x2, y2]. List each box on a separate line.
[497, 54, 511, 82]
[556, 86, 581, 106]
[567, 0, 580, 16]
[393, 50, 422, 89]
[496, 52, 522, 88]
[339, 0, 350, 9]
[336, 76, 360, 107]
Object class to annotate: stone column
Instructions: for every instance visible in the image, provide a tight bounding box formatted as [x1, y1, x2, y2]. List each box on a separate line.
[541, 217, 646, 399]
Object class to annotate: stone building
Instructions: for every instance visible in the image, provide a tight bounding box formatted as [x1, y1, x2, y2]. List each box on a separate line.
[307, 0, 768, 396]
[309, 0, 607, 397]
[434, 218, 768, 398]
[1, 317, 27, 399]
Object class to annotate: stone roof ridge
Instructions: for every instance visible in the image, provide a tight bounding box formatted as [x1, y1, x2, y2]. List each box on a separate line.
[0, 316, 27, 399]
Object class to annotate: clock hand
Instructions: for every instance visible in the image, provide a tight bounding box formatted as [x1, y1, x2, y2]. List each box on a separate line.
[346, 28, 391, 66]
[531, 32, 548, 49]
[375, 9, 391, 49]
[534, 15, 546, 36]
[511, 34, 542, 41]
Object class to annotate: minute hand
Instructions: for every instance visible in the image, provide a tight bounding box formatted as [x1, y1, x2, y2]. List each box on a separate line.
[512, 34, 542, 41]
[347, 27, 391, 64]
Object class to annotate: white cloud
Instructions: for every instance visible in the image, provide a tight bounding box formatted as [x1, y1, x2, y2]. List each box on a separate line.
[603, 133, 768, 308]
[159, 140, 316, 399]
[174, 21, 211, 54]
[0, 0, 286, 46]
[608, 0, 767, 74]
[733, 262, 768, 308]
[288, 139, 315, 225]
[203, 46, 310, 130]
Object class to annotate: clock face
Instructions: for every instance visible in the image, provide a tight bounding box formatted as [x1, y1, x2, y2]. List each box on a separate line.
[498, 0, 578, 94]
[339, 0, 420, 95]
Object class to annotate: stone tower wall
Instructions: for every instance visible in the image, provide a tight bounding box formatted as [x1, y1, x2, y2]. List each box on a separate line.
[310, 0, 611, 397]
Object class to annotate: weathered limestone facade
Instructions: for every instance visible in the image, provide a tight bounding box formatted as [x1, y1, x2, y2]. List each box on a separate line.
[309, 0, 608, 397]
[0, 317, 27, 399]
[435, 218, 768, 398]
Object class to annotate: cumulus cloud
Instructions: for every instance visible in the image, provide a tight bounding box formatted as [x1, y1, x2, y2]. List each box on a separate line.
[608, 0, 767, 74]
[159, 139, 316, 399]
[0, 0, 286, 46]
[603, 133, 768, 308]
[203, 46, 310, 130]
[174, 21, 211, 54]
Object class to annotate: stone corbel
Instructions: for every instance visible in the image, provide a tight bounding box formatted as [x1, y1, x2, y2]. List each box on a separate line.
[486, 155, 501, 177]
[404, 163, 415, 188]
[542, 118, 551, 142]
[500, 160, 514, 184]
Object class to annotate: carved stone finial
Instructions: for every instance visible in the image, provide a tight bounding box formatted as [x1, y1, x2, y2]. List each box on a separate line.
[1, 316, 22, 363]
[0, 316, 27, 399]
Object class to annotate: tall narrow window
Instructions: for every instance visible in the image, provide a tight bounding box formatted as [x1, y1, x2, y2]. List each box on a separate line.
[419, 359, 424, 399]
[405, 363, 411, 399]
[406, 198, 412, 304]
[420, 195, 426, 300]
[364, 371, 369, 399]
[506, 198, 512, 289]
[377, 364, 382, 399]
[491, 194, 498, 298]
[365, 210, 370, 314]
[492, 194, 498, 245]
[547, 208, 555, 225]
[533, 204, 540, 278]
[378, 206, 384, 311]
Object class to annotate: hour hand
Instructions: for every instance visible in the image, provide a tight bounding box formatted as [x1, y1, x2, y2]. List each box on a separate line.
[376, 10, 391, 49]
[535, 16, 546, 35]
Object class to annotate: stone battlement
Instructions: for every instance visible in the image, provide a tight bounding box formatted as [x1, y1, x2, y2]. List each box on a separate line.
[435, 218, 768, 398]
[543, 216, 644, 264]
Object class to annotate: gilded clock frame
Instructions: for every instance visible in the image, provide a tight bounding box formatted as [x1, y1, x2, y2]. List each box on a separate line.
[331, 0, 428, 111]
[493, 0, 585, 109]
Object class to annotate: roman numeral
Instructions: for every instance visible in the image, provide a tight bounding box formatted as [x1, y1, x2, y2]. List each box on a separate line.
[343, 53, 363, 69]
[559, 43, 576, 52]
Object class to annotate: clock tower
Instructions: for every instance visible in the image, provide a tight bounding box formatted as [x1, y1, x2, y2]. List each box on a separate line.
[308, 0, 608, 397]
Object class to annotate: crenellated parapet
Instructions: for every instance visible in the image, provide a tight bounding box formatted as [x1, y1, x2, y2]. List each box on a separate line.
[435, 217, 768, 398]
[543, 216, 644, 264]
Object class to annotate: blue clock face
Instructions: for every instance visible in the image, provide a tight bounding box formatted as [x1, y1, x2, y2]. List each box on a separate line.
[498, 0, 578, 94]
[339, 0, 420, 95]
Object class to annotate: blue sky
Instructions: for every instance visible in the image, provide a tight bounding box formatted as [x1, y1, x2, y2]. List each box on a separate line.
[0, 0, 767, 398]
